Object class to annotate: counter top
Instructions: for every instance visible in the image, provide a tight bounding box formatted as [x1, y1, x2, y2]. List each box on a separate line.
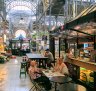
[68, 57, 96, 72]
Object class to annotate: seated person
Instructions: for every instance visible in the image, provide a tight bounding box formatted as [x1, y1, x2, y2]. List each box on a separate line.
[28, 61, 40, 79]
[28, 61, 52, 90]
[44, 49, 54, 68]
[62, 50, 73, 67]
[53, 58, 69, 76]
[90, 50, 96, 62]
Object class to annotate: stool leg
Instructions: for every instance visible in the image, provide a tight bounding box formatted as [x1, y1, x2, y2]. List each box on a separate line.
[20, 71, 22, 78]
[25, 72, 26, 78]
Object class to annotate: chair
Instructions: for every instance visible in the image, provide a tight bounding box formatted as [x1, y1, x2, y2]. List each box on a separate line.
[28, 61, 47, 91]
[29, 79, 44, 91]
[20, 62, 27, 78]
[29, 73, 45, 91]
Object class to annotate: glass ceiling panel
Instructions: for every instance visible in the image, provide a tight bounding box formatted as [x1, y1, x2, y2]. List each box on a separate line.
[6, 1, 37, 15]
[5, 0, 40, 26]
[9, 6, 32, 11]
[77, 0, 94, 2]
[42, 16, 64, 26]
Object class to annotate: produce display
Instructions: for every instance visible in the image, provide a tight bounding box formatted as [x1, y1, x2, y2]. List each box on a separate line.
[80, 67, 94, 84]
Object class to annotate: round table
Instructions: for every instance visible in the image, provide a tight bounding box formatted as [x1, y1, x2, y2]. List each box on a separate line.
[49, 76, 72, 91]
[75, 84, 87, 91]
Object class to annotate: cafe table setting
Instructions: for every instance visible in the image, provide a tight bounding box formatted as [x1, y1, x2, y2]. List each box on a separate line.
[42, 69, 72, 91]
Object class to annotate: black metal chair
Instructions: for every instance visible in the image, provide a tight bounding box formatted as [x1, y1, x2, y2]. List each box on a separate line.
[29, 74, 45, 91]
[29, 79, 45, 91]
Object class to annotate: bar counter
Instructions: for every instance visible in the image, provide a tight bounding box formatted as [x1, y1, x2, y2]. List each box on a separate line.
[68, 57, 96, 72]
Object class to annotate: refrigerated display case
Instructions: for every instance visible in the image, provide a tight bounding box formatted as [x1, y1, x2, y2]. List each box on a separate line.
[80, 67, 94, 87]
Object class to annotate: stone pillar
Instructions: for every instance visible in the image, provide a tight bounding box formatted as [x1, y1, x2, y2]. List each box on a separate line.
[64, 38, 68, 52]
[49, 35, 55, 59]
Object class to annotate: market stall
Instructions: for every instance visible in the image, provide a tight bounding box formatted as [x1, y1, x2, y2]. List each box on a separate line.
[50, 4, 96, 91]
[9, 38, 30, 56]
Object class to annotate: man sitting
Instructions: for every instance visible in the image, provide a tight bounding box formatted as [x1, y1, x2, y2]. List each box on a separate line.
[44, 49, 54, 68]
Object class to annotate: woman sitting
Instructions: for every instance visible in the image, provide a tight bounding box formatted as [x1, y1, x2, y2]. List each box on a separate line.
[28, 61, 52, 90]
[28, 61, 40, 79]
[53, 58, 69, 76]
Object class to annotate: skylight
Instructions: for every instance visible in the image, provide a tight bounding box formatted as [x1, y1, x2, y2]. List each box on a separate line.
[10, 6, 31, 11]
[6, 1, 36, 15]
[77, 0, 95, 2]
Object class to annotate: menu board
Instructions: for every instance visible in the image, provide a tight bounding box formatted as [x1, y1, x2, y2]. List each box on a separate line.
[84, 43, 89, 53]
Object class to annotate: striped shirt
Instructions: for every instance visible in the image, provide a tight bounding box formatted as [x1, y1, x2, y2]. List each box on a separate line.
[28, 66, 41, 79]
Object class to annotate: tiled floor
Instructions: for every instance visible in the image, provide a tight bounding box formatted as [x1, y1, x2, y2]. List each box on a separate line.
[0, 57, 32, 91]
[0, 56, 87, 91]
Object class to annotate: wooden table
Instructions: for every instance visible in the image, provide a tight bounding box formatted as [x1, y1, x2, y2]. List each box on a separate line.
[26, 53, 48, 68]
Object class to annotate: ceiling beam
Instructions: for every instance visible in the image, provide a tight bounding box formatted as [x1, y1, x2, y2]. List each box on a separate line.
[69, 28, 92, 36]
